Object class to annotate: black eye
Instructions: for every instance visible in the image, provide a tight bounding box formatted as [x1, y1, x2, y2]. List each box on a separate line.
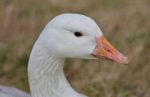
[74, 32, 83, 37]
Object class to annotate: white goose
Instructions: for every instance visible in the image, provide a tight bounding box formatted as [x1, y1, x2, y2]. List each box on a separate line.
[0, 13, 128, 97]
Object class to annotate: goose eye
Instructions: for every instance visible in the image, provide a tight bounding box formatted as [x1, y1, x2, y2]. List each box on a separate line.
[74, 32, 83, 37]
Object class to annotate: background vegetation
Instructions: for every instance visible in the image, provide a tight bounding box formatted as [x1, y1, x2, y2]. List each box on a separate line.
[0, 0, 150, 97]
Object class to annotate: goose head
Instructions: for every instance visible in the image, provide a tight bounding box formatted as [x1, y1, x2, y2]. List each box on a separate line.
[39, 13, 128, 64]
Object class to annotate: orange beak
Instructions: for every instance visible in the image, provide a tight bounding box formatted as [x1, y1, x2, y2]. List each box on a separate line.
[92, 36, 128, 64]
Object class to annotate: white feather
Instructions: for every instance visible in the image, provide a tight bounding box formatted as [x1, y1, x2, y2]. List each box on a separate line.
[0, 13, 104, 97]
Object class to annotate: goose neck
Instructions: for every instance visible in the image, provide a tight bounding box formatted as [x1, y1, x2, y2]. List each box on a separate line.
[28, 43, 84, 97]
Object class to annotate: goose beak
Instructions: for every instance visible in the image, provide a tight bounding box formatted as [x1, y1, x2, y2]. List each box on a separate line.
[92, 36, 128, 64]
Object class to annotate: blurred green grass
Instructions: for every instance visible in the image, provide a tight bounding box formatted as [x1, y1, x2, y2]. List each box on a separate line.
[0, 0, 150, 97]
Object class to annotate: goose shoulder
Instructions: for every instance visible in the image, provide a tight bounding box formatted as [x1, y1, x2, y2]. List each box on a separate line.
[0, 85, 31, 97]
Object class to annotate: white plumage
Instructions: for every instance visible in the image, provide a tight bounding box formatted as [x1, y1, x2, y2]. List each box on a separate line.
[0, 13, 128, 97]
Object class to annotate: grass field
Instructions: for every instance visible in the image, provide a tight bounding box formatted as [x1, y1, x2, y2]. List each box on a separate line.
[0, 0, 150, 97]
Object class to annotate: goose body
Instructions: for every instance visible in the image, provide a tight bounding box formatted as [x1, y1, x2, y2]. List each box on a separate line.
[0, 13, 128, 97]
[0, 85, 30, 97]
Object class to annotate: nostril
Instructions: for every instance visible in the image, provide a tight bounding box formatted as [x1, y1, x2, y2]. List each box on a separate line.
[106, 49, 112, 54]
